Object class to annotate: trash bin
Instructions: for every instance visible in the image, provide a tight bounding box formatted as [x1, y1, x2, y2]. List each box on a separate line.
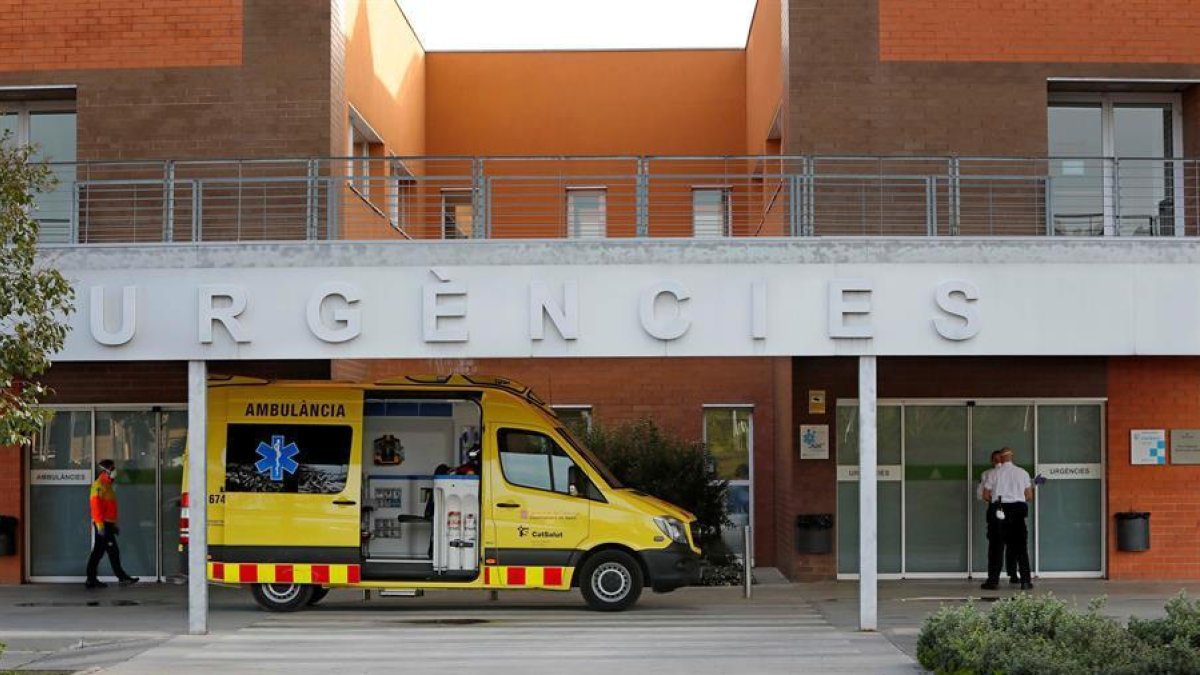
[0, 516, 17, 556]
[1115, 512, 1150, 552]
[796, 513, 833, 554]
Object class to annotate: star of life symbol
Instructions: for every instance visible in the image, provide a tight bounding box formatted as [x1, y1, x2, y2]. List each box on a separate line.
[255, 435, 300, 481]
[802, 428, 818, 446]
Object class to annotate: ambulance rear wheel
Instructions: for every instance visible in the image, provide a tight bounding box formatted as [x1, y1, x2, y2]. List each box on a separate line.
[580, 550, 643, 612]
[251, 583, 314, 612]
[308, 587, 330, 605]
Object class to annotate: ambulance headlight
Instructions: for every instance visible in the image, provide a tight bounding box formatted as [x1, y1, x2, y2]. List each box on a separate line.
[653, 516, 688, 544]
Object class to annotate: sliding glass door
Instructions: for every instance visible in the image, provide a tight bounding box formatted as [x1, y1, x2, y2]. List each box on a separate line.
[836, 400, 1104, 578]
[28, 407, 186, 581]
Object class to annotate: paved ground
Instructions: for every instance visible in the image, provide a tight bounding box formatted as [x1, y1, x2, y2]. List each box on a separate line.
[0, 582, 915, 674]
[2, 578, 1198, 673]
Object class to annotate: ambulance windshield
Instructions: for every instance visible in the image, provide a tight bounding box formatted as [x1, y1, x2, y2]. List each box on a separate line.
[556, 425, 624, 489]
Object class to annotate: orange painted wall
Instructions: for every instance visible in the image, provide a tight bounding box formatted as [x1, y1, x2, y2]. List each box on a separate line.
[745, 0, 783, 154]
[0, 0, 242, 72]
[879, 0, 1200, 64]
[0, 444, 20, 583]
[344, 0, 425, 157]
[1108, 358, 1200, 580]
[425, 50, 746, 156]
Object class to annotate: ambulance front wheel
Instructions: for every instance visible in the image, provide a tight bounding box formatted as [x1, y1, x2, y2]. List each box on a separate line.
[580, 550, 643, 612]
[250, 583, 315, 612]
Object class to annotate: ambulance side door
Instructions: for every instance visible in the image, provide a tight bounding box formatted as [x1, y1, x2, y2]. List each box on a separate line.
[489, 426, 590, 564]
[222, 392, 363, 553]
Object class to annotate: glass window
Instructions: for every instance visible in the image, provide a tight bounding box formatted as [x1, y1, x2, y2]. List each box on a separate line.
[29, 410, 93, 577]
[224, 423, 352, 494]
[442, 190, 474, 239]
[499, 429, 554, 491]
[1048, 94, 1179, 236]
[567, 189, 606, 239]
[498, 428, 583, 495]
[692, 188, 729, 238]
[703, 407, 751, 481]
[0, 113, 15, 145]
[552, 406, 592, 437]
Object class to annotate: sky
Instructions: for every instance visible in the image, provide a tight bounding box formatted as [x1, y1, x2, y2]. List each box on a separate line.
[396, 0, 758, 51]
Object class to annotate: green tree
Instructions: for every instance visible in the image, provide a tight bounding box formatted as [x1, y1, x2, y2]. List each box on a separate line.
[0, 131, 75, 447]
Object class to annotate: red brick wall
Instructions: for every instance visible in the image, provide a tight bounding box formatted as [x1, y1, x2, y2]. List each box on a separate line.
[337, 357, 784, 566]
[788, 1, 1200, 157]
[1108, 357, 1200, 580]
[0, 0, 242, 72]
[879, 0, 1200, 64]
[791, 356, 1108, 580]
[0, 444, 22, 583]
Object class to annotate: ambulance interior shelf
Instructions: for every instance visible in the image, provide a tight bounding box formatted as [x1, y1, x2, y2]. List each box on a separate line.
[360, 396, 483, 567]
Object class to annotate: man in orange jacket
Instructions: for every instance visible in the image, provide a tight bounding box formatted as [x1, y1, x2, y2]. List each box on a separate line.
[85, 459, 138, 589]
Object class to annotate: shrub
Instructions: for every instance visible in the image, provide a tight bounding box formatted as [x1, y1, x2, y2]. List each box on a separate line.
[917, 593, 1193, 675]
[581, 419, 731, 569]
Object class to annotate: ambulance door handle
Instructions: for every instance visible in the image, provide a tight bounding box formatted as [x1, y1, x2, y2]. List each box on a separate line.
[332, 499, 357, 506]
[496, 502, 521, 508]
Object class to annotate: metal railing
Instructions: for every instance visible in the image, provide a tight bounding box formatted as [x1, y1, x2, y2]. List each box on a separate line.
[30, 156, 1200, 243]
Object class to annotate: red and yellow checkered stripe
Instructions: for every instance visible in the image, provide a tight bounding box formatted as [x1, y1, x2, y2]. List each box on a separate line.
[483, 565, 573, 589]
[208, 562, 361, 585]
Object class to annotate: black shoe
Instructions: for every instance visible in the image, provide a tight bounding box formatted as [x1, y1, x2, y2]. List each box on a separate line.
[980, 581, 999, 590]
[118, 576, 140, 586]
[1008, 577, 1020, 584]
[1020, 582, 1034, 591]
[85, 579, 107, 589]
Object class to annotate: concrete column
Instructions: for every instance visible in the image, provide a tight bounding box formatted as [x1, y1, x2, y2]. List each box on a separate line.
[187, 360, 208, 635]
[858, 355, 877, 631]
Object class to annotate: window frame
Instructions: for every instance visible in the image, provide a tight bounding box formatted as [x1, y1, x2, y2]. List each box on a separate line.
[497, 427, 595, 499]
[441, 188, 475, 239]
[566, 187, 607, 239]
[347, 107, 384, 201]
[1048, 91, 1184, 237]
[702, 404, 755, 564]
[550, 405, 593, 435]
[691, 186, 732, 238]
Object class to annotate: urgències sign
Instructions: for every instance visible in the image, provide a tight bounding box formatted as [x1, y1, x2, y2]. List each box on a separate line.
[54, 262, 1186, 361]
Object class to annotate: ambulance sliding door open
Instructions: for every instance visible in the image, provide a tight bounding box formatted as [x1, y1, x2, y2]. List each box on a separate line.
[360, 397, 482, 581]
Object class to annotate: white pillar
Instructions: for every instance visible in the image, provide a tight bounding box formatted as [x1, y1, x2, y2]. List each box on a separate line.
[858, 355, 878, 631]
[187, 360, 208, 636]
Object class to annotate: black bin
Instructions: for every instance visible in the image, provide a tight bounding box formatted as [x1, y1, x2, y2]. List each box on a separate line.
[1116, 512, 1150, 552]
[796, 513, 833, 554]
[0, 516, 17, 556]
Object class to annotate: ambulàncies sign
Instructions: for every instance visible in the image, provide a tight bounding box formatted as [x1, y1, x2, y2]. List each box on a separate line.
[53, 261, 1195, 360]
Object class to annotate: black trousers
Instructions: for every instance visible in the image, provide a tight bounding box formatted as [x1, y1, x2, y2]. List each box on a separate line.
[86, 522, 130, 581]
[986, 502, 1031, 584]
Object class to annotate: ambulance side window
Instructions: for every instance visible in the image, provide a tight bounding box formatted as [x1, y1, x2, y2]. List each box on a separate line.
[498, 430, 554, 492]
[224, 423, 352, 494]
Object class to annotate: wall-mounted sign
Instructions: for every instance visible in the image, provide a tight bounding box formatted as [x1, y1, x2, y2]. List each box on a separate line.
[30, 469, 92, 485]
[836, 465, 902, 482]
[1131, 429, 1167, 465]
[808, 390, 826, 415]
[800, 424, 829, 460]
[1170, 429, 1200, 465]
[1036, 463, 1103, 480]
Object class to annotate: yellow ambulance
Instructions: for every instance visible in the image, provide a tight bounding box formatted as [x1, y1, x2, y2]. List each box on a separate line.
[180, 375, 701, 612]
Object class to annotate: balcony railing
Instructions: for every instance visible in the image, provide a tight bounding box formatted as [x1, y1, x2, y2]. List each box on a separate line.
[30, 156, 1200, 244]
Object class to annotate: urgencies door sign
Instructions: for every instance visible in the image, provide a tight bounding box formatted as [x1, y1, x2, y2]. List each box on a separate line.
[59, 261, 1160, 360]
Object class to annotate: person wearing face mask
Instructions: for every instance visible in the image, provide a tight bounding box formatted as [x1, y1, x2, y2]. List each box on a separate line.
[85, 459, 139, 589]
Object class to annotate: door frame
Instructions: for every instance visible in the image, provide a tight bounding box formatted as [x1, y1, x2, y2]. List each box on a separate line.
[26, 404, 187, 583]
[835, 397, 1107, 580]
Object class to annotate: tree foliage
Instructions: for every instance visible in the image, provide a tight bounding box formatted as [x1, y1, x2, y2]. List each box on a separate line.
[580, 419, 731, 558]
[0, 132, 75, 447]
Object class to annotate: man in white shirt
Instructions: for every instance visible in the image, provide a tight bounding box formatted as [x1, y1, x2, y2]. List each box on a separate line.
[980, 447, 1033, 590]
[977, 450, 1017, 584]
